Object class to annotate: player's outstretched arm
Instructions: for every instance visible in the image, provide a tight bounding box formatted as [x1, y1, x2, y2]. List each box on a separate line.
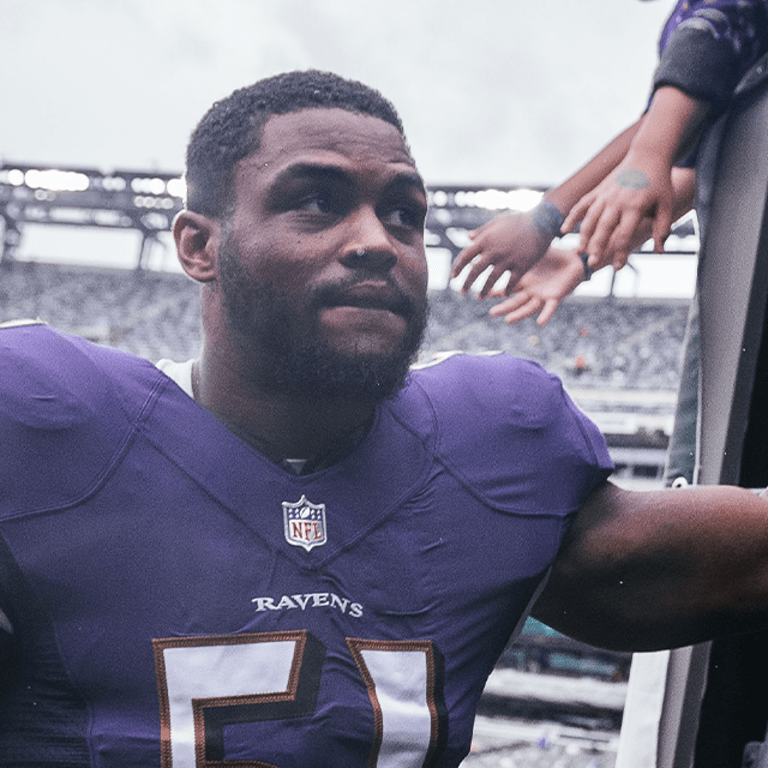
[532, 481, 768, 652]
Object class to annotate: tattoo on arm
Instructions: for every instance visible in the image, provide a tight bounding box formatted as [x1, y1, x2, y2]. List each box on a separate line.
[616, 169, 650, 190]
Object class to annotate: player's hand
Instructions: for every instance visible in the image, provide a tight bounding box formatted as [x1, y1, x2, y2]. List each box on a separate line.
[450, 211, 552, 298]
[488, 247, 586, 326]
[562, 151, 674, 272]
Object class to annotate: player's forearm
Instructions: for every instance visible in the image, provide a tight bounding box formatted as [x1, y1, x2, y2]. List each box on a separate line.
[534, 483, 768, 652]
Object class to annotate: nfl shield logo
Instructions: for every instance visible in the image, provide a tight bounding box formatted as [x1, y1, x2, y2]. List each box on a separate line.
[283, 495, 327, 551]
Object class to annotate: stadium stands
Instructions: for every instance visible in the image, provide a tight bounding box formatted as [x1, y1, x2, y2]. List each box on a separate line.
[0, 260, 688, 387]
[0, 261, 201, 363]
[424, 287, 689, 391]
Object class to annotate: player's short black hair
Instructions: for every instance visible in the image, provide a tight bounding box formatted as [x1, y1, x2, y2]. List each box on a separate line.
[185, 70, 407, 218]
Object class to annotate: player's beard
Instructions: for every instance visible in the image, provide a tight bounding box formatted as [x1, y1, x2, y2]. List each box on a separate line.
[217, 236, 428, 403]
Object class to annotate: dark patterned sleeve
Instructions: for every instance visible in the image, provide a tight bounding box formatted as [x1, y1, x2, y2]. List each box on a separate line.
[654, 0, 768, 111]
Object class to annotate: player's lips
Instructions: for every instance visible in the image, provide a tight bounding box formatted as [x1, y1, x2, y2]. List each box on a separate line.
[315, 281, 415, 318]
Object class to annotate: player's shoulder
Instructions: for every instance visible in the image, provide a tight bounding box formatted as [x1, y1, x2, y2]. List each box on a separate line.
[407, 350, 566, 426]
[396, 351, 612, 512]
[410, 348, 556, 386]
[396, 350, 578, 466]
[0, 322, 168, 516]
[0, 321, 162, 409]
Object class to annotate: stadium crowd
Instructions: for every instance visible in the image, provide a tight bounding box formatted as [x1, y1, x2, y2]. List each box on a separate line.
[0, 260, 687, 393]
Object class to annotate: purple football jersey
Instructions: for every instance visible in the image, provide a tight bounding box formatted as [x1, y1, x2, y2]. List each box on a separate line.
[0, 326, 612, 767]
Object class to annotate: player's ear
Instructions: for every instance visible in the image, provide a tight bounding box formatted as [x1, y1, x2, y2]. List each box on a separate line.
[173, 210, 220, 283]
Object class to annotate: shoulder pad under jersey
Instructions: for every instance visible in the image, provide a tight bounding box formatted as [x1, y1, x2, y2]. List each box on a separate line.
[0, 324, 166, 517]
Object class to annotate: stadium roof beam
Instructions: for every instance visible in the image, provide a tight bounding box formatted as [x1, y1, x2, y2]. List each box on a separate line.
[0, 164, 185, 268]
[1, 165, 700, 270]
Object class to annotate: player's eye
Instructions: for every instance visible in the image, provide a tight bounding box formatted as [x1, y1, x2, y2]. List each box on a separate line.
[295, 190, 336, 215]
[383, 202, 426, 231]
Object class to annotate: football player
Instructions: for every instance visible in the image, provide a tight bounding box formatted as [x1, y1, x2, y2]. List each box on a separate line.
[1, 70, 767, 767]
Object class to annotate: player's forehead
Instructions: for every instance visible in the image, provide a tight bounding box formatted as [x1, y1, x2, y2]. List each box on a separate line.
[237, 108, 423, 192]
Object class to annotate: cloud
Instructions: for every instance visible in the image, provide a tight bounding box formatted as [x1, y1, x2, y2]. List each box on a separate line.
[2, 0, 670, 185]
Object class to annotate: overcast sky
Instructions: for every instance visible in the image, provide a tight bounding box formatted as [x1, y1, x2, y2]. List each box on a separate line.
[2, 0, 673, 187]
[3, 0, 697, 296]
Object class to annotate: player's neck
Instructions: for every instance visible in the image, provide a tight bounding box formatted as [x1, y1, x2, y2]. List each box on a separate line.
[191, 355, 376, 470]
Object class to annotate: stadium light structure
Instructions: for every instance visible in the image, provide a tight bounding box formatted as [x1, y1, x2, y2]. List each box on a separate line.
[0, 165, 698, 271]
[0, 163, 186, 267]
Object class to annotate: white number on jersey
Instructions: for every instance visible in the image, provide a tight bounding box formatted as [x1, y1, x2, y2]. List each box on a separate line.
[154, 631, 444, 767]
